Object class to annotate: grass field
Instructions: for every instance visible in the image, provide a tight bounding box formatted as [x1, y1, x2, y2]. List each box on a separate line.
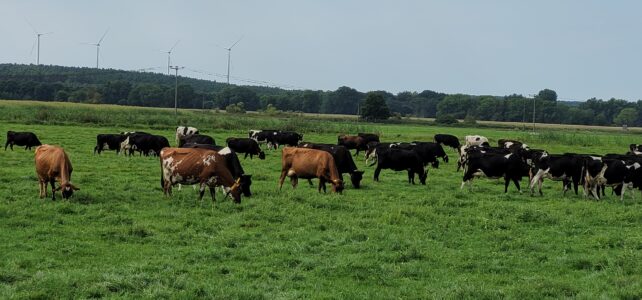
[1, 101, 642, 299]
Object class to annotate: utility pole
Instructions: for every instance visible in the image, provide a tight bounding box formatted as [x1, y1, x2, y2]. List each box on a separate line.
[532, 96, 536, 132]
[170, 65, 184, 117]
[522, 97, 526, 130]
[37, 33, 41, 65]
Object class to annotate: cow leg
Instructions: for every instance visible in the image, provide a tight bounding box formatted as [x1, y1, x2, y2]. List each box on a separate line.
[513, 177, 521, 193]
[504, 176, 510, 193]
[209, 187, 216, 202]
[318, 178, 326, 193]
[244, 153, 249, 159]
[278, 170, 287, 190]
[50, 179, 56, 200]
[407, 170, 415, 184]
[198, 183, 207, 200]
[38, 180, 45, 198]
[4, 141, 9, 151]
[307, 179, 314, 187]
[374, 167, 382, 182]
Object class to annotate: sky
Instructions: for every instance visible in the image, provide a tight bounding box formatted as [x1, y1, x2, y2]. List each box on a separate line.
[2, 0, 642, 101]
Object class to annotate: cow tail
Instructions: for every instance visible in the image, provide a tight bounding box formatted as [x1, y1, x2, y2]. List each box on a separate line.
[159, 156, 165, 189]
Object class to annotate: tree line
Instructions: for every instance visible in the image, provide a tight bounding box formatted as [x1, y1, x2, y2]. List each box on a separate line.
[1, 63, 641, 126]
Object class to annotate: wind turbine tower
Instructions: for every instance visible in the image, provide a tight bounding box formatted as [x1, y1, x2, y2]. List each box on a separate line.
[164, 40, 180, 75]
[85, 29, 109, 68]
[27, 21, 52, 65]
[224, 36, 243, 84]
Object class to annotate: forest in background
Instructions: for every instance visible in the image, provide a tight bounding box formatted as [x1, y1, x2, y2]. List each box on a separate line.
[1, 63, 641, 126]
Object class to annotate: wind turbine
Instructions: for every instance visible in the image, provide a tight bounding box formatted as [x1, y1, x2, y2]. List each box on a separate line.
[163, 40, 180, 75]
[84, 29, 109, 68]
[220, 36, 243, 84]
[26, 21, 52, 65]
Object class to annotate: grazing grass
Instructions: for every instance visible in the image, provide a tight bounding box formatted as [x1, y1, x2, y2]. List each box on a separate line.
[1, 101, 642, 298]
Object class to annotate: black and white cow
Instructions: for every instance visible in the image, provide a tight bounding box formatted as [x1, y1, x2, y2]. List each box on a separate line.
[123, 133, 170, 156]
[181, 143, 253, 197]
[433, 134, 461, 152]
[94, 134, 127, 154]
[268, 131, 303, 148]
[178, 134, 215, 147]
[226, 137, 266, 160]
[461, 152, 530, 193]
[175, 126, 199, 145]
[370, 148, 427, 185]
[5, 131, 42, 150]
[119, 131, 150, 154]
[249, 129, 281, 149]
[299, 143, 365, 188]
[464, 135, 489, 147]
[365, 142, 393, 164]
[529, 152, 584, 196]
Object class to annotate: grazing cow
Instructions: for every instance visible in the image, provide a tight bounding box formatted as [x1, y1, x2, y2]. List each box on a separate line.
[5, 131, 42, 151]
[181, 143, 253, 197]
[94, 134, 127, 154]
[226, 137, 266, 159]
[124, 133, 170, 156]
[268, 131, 303, 148]
[464, 135, 489, 147]
[461, 152, 530, 193]
[34, 145, 79, 200]
[118, 131, 150, 154]
[365, 142, 394, 164]
[160, 147, 242, 203]
[299, 143, 365, 188]
[498, 139, 529, 151]
[178, 134, 215, 147]
[433, 134, 461, 152]
[370, 148, 427, 185]
[529, 152, 584, 196]
[175, 126, 199, 145]
[411, 141, 449, 167]
[249, 129, 281, 149]
[279, 147, 344, 193]
[629, 144, 642, 155]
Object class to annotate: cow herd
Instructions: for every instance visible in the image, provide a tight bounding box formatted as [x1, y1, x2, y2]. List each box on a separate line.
[6, 128, 642, 203]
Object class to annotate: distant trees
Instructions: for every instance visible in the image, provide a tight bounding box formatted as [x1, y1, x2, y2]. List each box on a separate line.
[360, 92, 390, 121]
[3, 64, 642, 127]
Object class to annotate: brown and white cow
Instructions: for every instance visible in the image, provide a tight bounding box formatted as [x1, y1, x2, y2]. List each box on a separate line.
[159, 147, 242, 203]
[279, 147, 344, 193]
[34, 145, 79, 200]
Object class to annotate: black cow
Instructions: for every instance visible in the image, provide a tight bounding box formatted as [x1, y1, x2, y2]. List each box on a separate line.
[268, 131, 303, 148]
[358, 133, 380, 144]
[365, 142, 393, 163]
[433, 134, 461, 152]
[370, 148, 427, 185]
[125, 133, 170, 156]
[299, 143, 365, 188]
[461, 152, 530, 193]
[226, 137, 265, 160]
[629, 144, 642, 154]
[412, 142, 449, 167]
[5, 131, 41, 150]
[178, 134, 216, 147]
[181, 143, 252, 197]
[94, 134, 127, 154]
[529, 153, 584, 196]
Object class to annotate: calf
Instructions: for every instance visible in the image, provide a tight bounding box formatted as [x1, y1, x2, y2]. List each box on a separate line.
[94, 133, 126, 154]
[461, 152, 530, 193]
[433, 134, 460, 152]
[226, 137, 266, 159]
[299, 143, 365, 188]
[6, 131, 42, 150]
[181, 143, 253, 197]
[160, 147, 242, 202]
[178, 134, 215, 147]
[371, 148, 427, 185]
[175, 126, 199, 145]
[34, 145, 79, 200]
[279, 147, 344, 193]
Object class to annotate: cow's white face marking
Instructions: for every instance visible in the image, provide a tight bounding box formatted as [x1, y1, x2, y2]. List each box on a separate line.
[287, 169, 296, 177]
[505, 142, 514, 148]
[218, 147, 232, 155]
[504, 153, 512, 159]
[632, 163, 641, 170]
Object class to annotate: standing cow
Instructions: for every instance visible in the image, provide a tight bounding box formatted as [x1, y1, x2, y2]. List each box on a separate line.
[175, 126, 199, 145]
[94, 133, 127, 154]
[279, 147, 344, 193]
[226, 137, 266, 159]
[6, 131, 42, 151]
[34, 145, 79, 200]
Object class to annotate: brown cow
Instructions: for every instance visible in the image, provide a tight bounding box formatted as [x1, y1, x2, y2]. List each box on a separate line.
[160, 147, 242, 203]
[279, 147, 344, 193]
[34, 145, 79, 200]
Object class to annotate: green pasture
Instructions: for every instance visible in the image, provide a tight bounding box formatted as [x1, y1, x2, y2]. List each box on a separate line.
[1, 101, 641, 299]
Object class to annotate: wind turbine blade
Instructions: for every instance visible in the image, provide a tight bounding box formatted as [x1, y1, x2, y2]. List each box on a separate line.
[30, 39, 36, 55]
[229, 35, 244, 49]
[212, 43, 227, 50]
[169, 40, 180, 52]
[42, 32, 53, 36]
[98, 29, 109, 44]
[25, 18, 38, 34]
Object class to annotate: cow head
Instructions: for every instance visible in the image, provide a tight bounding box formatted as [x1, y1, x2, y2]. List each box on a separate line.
[331, 179, 344, 194]
[258, 151, 266, 160]
[350, 171, 364, 188]
[419, 170, 428, 185]
[240, 175, 252, 197]
[226, 177, 242, 203]
[57, 183, 79, 199]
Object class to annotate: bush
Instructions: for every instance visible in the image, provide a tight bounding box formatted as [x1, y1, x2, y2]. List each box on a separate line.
[225, 102, 246, 114]
[435, 114, 458, 125]
[463, 114, 477, 125]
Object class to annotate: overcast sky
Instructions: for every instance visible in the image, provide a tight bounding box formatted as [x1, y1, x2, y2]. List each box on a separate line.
[2, 1, 642, 101]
